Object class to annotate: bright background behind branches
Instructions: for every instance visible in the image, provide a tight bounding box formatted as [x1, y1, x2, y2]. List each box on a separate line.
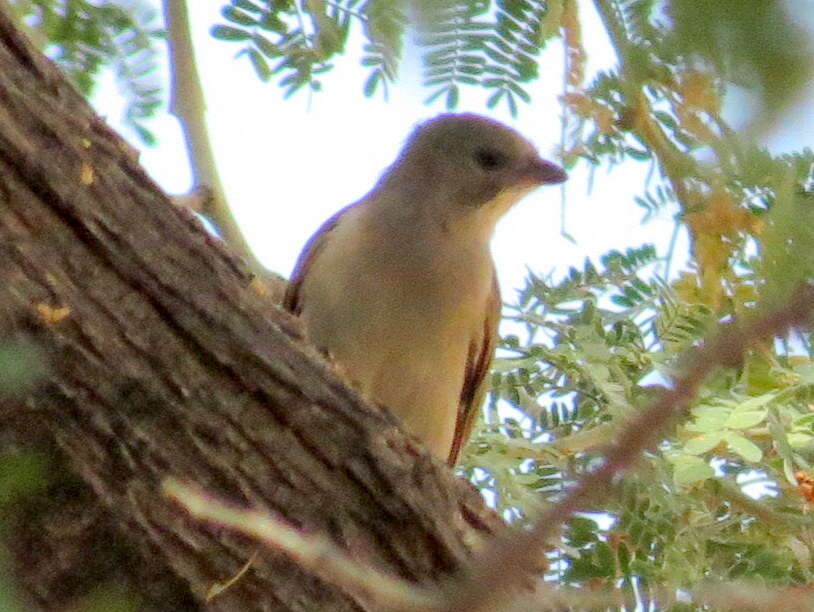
[93, 1, 690, 291]
[6, 0, 814, 609]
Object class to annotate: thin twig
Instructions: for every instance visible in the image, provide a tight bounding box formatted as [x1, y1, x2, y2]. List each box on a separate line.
[444, 284, 814, 612]
[163, 476, 814, 611]
[558, 0, 570, 242]
[324, 0, 366, 20]
[591, 0, 694, 211]
[162, 0, 264, 274]
[163, 479, 445, 612]
[716, 478, 814, 531]
[694, 581, 814, 611]
[206, 550, 259, 601]
[164, 481, 646, 611]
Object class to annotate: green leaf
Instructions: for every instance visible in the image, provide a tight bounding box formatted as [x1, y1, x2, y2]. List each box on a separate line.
[232, 0, 264, 13]
[568, 516, 600, 546]
[686, 406, 730, 433]
[445, 85, 459, 109]
[724, 410, 766, 430]
[787, 432, 813, 448]
[363, 69, 381, 97]
[684, 433, 725, 455]
[253, 33, 280, 57]
[486, 89, 504, 108]
[248, 48, 271, 81]
[794, 363, 814, 384]
[506, 92, 518, 117]
[211, 25, 252, 41]
[222, 6, 258, 26]
[733, 393, 776, 412]
[259, 13, 287, 33]
[671, 455, 715, 486]
[624, 146, 650, 161]
[132, 123, 156, 146]
[724, 433, 763, 462]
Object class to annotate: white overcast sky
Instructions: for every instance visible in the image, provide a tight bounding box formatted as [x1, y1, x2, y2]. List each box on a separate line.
[91, 1, 814, 298]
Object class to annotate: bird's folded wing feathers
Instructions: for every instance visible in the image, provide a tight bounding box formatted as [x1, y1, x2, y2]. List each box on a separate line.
[283, 204, 356, 315]
[448, 273, 500, 466]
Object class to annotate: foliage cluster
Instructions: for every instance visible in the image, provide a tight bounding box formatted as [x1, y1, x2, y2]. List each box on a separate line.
[468, 239, 814, 604]
[453, 1, 814, 604]
[211, 0, 562, 114]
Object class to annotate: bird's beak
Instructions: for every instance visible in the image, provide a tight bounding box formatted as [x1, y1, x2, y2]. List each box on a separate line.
[523, 157, 568, 185]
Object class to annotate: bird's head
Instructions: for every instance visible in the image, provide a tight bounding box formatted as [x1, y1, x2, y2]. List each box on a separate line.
[388, 113, 567, 219]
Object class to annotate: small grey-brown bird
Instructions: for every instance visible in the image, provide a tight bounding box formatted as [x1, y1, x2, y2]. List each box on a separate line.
[284, 113, 566, 466]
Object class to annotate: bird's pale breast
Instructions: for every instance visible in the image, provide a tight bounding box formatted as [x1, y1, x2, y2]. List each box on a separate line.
[298, 205, 493, 458]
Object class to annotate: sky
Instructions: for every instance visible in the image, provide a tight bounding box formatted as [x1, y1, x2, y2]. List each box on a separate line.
[92, 0, 689, 300]
[91, 1, 814, 301]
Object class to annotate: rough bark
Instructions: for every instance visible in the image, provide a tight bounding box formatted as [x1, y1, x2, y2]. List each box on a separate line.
[0, 7, 502, 611]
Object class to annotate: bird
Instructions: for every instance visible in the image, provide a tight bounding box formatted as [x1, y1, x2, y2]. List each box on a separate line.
[284, 113, 567, 466]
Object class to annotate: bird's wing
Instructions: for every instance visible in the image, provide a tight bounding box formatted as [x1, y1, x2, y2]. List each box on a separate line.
[448, 272, 501, 466]
[283, 203, 357, 315]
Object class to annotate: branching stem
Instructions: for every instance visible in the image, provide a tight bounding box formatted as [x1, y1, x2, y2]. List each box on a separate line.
[162, 0, 264, 274]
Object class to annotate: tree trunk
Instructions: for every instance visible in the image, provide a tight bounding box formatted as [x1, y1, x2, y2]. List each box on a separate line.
[0, 7, 502, 611]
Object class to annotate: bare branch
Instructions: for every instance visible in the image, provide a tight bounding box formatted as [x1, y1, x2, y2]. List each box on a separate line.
[693, 581, 814, 611]
[162, 0, 265, 274]
[164, 479, 445, 612]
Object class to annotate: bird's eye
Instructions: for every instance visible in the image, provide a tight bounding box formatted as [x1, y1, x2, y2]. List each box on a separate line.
[473, 148, 507, 171]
